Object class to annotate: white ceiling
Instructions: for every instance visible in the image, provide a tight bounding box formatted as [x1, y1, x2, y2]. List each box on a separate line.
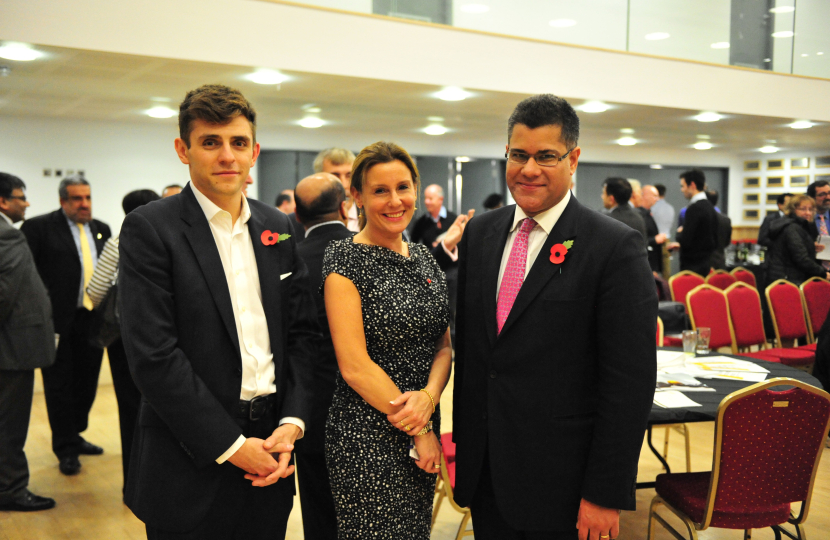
[1, 43, 828, 156]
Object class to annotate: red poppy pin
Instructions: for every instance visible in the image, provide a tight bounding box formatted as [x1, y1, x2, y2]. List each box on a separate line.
[261, 230, 291, 246]
[550, 240, 574, 264]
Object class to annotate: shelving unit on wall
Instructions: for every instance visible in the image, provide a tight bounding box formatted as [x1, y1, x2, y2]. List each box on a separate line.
[741, 154, 830, 223]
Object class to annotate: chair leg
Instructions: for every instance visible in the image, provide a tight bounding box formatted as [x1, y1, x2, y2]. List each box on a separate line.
[649, 495, 699, 540]
[432, 478, 445, 529]
[456, 512, 472, 540]
[744, 529, 752, 540]
[663, 427, 671, 467]
[681, 424, 691, 473]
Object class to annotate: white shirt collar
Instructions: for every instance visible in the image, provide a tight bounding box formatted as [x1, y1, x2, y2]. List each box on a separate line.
[305, 220, 347, 236]
[0, 211, 13, 226]
[190, 181, 251, 225]
[690, 191, 708, 204]
[509, 189, 571, 235]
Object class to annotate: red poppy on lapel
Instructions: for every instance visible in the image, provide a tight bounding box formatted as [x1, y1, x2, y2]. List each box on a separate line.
[261, 230, 291, 246]
[550, 239, 574, 264]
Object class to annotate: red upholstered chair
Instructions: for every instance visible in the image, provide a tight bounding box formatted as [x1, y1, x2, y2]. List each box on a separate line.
[432, 433, 472, 539]
[724, 282, 815, 368]
[730, 266, 757, 288]
[705, 269, 737, 290]
[766, 280, 813, 349]
[686, 285, 737, 354]
[647, 378, 830, 540]
[800, 277, 830, 344]
[669, 271, 705, 310]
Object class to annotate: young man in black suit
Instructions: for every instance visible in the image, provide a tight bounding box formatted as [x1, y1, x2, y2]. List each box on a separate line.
[669, 169, 719, 276]
[453, 94, 656, 540]
[20, 175, 111, 476]
[118, 84, 317, 539]
[292, 172, 352, 540]
[601, 176, 647, 239]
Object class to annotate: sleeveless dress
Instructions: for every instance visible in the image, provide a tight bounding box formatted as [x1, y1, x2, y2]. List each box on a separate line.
[321, 239, 450, 540]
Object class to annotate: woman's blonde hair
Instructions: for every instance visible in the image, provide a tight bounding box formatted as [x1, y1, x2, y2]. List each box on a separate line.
[786, 194, 816, 217]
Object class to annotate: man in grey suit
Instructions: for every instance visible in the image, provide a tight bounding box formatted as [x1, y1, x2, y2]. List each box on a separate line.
[0, 173, 57, 512]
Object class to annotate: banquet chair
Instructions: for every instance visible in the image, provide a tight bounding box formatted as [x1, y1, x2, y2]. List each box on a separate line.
[724, 282, 815, 369]
[432, 433, 473, 540]
[669, 271, 705, 310]
[730, 266, 758, 288]
[800, 277, 830, 344]
[705, 269, 737, 290]
[766, 280, 816, 353]
[656, 316, 664, 346]
[647, 378, 830, 540]
[686, 284, 737, 354]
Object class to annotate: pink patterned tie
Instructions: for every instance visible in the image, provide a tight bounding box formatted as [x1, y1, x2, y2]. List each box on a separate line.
[496, 218, 536, 334]
[819, 216, 830, 270]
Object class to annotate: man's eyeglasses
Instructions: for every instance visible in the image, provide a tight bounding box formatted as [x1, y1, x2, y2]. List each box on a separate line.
[505, 149, 573, 167]
[5, 195, 27, 202]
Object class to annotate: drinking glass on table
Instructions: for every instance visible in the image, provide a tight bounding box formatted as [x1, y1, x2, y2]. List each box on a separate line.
[696, 327, 711, 355]
[682, 330, 697, 357]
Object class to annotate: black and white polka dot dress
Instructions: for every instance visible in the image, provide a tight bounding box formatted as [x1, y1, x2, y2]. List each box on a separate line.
[321, 239, 450, 540]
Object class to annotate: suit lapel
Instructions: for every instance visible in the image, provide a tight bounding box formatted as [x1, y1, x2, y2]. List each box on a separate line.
[498, 197, 581, 337]
[179, 186, 241, 357]
[481, 208, 515, 347]
[247, 204, 282, 355]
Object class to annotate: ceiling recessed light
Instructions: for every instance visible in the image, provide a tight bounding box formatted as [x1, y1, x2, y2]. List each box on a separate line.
[580, 101, 610, 113]
[650, 164, 663, 170]
[0, 42, 44, 62]
[759, 145, 779, 153]
[427, 116, 444, 122]
[711, 42, 730, 49]
[789, 120, 814, 129]
[818, 52, 825, 56]
[425, 125, 448, 136]
[645, 32, 670, 41]
[620, 128, 634, 134]
[434, 86, 472, 101]
[299, 117, 324, 128]
[769, 6, 795, 13]
[616, 137, 637, 146]
[801, 53, 809, 57]
[772, 31, 794, 38]
[244, 69, 289, 85]
[549, 19, 577, 28]
[764, 58, 772, 62]
[693, 142, 713, 150]
[455, 156, 472, 162]
[146, 106, 176, 119]
[695, 112, 723, 122]
[459, 3, 489, 14]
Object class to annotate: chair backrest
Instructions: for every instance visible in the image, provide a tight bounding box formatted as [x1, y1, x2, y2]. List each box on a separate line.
[730, 266, 757, 288]
[705, 270, 737, 290]
[686, 284, 737, 353]
[700, 378, 830, 528]
[766, 279, 810, 346]
[724, 282, 767, 349]
[800, 277, 830, 343]
[656, 316, 664, 346]
[669, 271, 705, 305]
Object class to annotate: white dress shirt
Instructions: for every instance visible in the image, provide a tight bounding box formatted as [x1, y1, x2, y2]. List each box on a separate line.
[190, 183, 304, 463]
[497, 190, 571, 298]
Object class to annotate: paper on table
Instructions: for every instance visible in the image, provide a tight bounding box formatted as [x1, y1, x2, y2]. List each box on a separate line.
[697, 371, 768, 382]
[657, 350, 687, 371]
[653, 391, 702, 408]
[687, 356, 770, 373]
[817, 235, 830, 261]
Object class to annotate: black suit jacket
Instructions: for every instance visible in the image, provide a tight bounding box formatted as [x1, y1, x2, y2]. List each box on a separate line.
[638, 207, 663, 273]
[294, 222, 354, 454]
[711, 212, 733, 270]
[677, 198, 718, 273]
[609, 204, 647, 240]
[757, 211, 783, 247]
[453, 197, 657, 531]
[409, 210, 457, 248]
[21, 210, 111, 334]
[118, 185, 317, 531]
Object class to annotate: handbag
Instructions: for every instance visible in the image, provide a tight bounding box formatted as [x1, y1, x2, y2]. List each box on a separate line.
[89, 281, 121, 349]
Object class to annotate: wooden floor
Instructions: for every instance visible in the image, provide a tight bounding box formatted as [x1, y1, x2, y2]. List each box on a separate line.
[2, 368, 829, 539]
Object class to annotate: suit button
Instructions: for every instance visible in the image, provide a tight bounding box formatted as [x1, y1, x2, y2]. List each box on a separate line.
[490, 370, 497, 379]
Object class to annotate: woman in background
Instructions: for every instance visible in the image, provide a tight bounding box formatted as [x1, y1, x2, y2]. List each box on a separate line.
[322, 141, 452, 539]
[766, 193, 829, 285]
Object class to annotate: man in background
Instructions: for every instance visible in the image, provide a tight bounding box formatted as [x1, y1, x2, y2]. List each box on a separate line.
[0, 173, 57, 512]
[668, 169, 718, 276]
[707, 190, 732, 270]
[313, 148, 358, 232]
[410, 184, 458, 247]
[161, 184, 183, 198]
[651, 183, 675, 237]
[601, 177, 646, 239]
[21, 175, 111, 476]
[642, 185, 668, 275]
[292, 172, 352, 540]
[275, 190, 295, 214]
[757, 193, 792, 247]
[808, 181, 830, 271]
[483, 193, 504, 211]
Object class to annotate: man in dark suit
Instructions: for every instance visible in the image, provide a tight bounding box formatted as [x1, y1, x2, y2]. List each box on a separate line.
[118, 84, 317, 539]
[757, 193, 792, 247]
[601, 176, 647, 239]
[292, 172, 352, 540]
[668, 169, 719, 276]
[706, 190, 732, 270]
[409, 184, 458, 247]
[641, 185, 668, 275]
[453, 94, 657, 540]
[0, 173, 57, 512]
[20, 175, 111, 476]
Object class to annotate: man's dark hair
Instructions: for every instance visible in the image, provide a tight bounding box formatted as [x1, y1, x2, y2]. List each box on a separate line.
[275, 193, 293, 207]
[777, 192, 793, 206]
[295, 180, 346, 226]
[178, 84, 256, 148]
[654, 183, 667, 197]
[483, 193, 503, 210]
[679, 169, 706, 192]
[705, 190, 719, 206]
[602, 177, 632, 205]
[507, 94, 580, 149]
[59, 175, 90, 200]
[0, 172, 26, 199]
[807, 181, 829, 199]
[122, 189, 160, 215]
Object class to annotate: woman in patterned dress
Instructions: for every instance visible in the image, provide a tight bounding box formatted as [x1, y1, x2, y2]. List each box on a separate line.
[322, 141, 452, 539]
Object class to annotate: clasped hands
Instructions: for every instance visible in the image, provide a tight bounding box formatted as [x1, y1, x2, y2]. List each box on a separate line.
[227, 423, 300, 487]
[386, 391, 442, 472]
